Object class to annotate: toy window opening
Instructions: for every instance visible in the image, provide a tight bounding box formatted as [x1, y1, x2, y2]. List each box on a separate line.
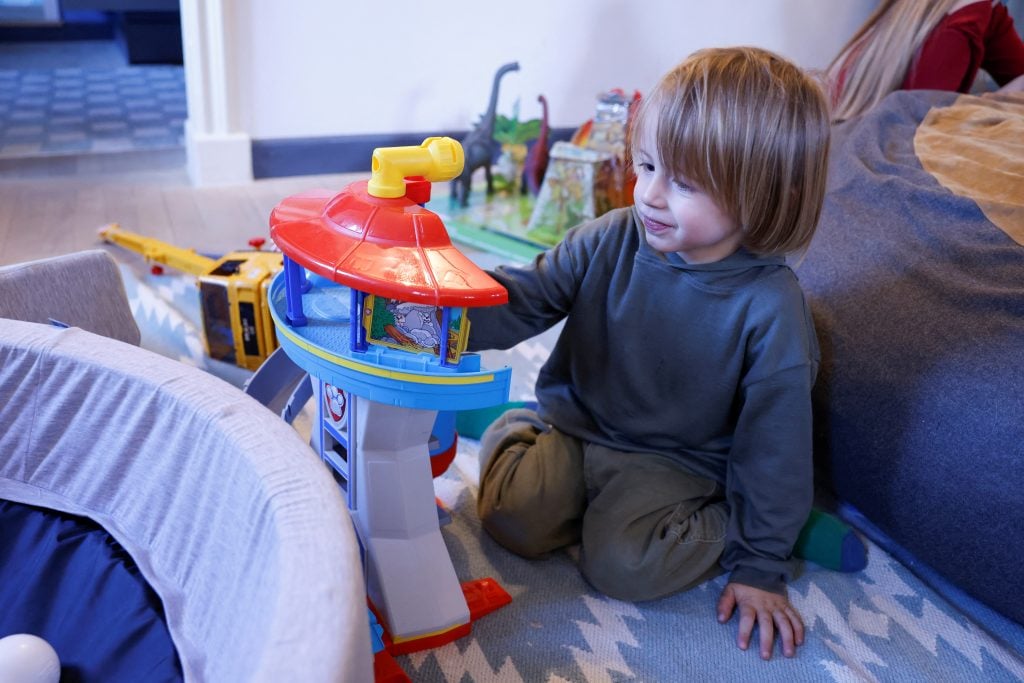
[198, 279, 235, 364]
[209, 258, 246, 276]
[350, 289, 368, 352]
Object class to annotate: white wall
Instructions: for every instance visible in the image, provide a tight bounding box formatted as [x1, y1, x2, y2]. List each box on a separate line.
[231, 0, 874, 139]
[183, 0, 875, 184]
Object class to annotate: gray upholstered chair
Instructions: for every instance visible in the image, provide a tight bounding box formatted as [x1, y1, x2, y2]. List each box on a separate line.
[0, 251, 372, 682]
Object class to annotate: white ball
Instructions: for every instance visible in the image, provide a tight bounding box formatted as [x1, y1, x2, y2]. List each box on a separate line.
[0, 634, 61, 683]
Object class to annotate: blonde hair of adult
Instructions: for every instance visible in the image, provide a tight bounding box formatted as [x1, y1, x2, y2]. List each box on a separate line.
[828, 0, 969, 121]
[630, 46, 831, 255]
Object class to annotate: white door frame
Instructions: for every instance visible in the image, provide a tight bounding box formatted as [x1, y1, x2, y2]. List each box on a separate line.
[179, 0, 252, 186]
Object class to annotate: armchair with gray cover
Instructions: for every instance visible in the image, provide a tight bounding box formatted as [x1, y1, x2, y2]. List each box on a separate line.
[0, 250, 372, 682]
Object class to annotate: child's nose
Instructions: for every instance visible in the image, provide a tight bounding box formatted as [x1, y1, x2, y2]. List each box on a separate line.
[641, 177, 667, 207]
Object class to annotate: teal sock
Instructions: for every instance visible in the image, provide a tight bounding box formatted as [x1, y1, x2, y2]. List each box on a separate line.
[793, 509, 867, 572]
[455, 400, 538, 439]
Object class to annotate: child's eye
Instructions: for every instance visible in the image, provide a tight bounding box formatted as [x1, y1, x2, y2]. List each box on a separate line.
[672, 179, 693, 192]
[636, 161, 655, 173]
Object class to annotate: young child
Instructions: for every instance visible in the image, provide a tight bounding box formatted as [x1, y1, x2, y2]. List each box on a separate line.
[465, 46, 831, 660]
[829, 0, 1024, 121]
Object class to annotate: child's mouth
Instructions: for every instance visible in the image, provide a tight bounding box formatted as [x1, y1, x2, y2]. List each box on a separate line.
[642, 215, 672, 234]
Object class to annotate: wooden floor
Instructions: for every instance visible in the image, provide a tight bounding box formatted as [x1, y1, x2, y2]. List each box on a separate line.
[0, 149, 363, 266]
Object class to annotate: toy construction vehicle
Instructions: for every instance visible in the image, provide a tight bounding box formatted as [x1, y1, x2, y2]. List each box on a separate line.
[99, 223, 282, 371]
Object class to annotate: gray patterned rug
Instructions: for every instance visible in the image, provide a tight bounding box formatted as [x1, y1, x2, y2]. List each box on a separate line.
[112, 252, 1024, 683]
[404, 441, 1024, 683]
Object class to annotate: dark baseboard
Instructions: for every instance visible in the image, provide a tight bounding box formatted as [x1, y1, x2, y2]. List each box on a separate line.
[251, 131, 461, 179]
[251, 128, 577, 180]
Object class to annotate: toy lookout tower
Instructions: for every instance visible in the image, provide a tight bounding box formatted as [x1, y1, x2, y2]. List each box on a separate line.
[267, 137, 512, 652]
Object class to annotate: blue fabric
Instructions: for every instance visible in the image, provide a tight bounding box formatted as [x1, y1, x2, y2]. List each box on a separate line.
[0, 499, 182, 682]
[796, 89, 1024, 624]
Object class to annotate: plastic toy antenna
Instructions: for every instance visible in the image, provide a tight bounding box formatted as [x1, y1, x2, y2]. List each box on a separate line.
[366, 137, 465, 199]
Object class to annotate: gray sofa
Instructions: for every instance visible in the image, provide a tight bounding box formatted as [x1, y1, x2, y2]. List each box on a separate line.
[796, 90, 1024, 625]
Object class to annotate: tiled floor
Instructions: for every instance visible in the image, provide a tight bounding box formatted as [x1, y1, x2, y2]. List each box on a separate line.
[0, 41, 186, 158]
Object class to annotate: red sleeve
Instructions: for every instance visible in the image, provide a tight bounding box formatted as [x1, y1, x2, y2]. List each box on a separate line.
[980, 3, 1024, 85]
[903, 3, 988, 92]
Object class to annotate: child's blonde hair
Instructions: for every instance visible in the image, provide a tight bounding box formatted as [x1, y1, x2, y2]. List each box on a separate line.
[828, 0, 961, 122]
[630, 46, 831, 256]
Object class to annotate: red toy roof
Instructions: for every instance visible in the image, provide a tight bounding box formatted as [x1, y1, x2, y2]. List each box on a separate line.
[270, 180, 508, 308]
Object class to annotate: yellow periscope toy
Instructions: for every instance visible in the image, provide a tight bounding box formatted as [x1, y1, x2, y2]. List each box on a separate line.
[99, 223, 282, 371]
[366, 135, 465, 197]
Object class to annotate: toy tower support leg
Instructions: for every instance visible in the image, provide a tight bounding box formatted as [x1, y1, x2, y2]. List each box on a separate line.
[283, 256, 308, 326]
[350, 395, 470, 643]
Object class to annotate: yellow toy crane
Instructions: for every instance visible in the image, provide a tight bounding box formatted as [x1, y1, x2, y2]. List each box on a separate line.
[99, 222, 283, 371]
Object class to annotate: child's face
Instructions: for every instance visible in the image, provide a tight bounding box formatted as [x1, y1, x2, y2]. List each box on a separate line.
[632, 115, 742, 264]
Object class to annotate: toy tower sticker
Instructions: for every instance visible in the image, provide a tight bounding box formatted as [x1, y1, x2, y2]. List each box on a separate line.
[362, 297, 470, 365]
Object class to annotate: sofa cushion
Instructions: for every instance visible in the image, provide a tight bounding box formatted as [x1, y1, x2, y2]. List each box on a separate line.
[797, 90, 1024, 624]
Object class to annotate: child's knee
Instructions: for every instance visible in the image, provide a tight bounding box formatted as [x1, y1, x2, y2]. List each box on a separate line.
[477, 453, 584, 558]
[579, 506, 727, 601]
[578, 541, 666, 601]
[478, 500, 578, 558]
[579, 538, 723, 601]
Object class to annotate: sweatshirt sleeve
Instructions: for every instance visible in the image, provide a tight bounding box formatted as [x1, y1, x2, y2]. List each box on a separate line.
[981, 3, 1024, 86]
[905, 3, 1024, 92]
[904, 8, 984, 91]
[466, 225, 588, 351]
[719, 286, 818, 594]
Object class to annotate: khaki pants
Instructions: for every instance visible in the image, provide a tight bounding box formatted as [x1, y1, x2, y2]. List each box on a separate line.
[477, 409, 728, 601]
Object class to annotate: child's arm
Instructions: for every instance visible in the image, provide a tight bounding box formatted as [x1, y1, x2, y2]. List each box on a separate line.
[717, 280, 819, 654]
[719, 361, 816, 593]
[717, 582, 804, 659]
[467, 255, 572, 351]
[466, 219, 604, 351]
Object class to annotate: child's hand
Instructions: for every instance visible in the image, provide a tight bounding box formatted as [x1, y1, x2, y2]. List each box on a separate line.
[717, 582, 804, 659]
